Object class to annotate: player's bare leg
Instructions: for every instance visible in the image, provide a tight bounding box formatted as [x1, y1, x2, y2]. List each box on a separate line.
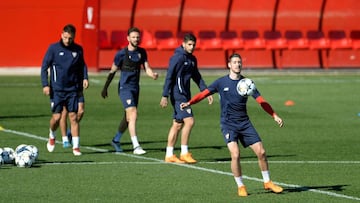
[126, 107, 145, 154]
[111, 113, 128, 152]
[60, 107, 71, 148]
[47, 113, 61, 152]
[164, 120, 184, 163]
[227, 141, 248, 197]
[68, 112, 81, 155]
[250, 142, 283, 193]
[179, 117, 196, 163]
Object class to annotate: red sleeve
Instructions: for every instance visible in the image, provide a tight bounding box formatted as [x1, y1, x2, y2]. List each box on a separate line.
[256, 96, 276, 117]
[188, 89, 211, 105]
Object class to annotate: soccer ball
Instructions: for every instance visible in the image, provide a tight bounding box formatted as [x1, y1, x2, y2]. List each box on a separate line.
[1, 147, 15, 164]
[15, 151, 33, 168]
[236, 78, 256, 96]
[26, 145, 39, 162]
[0, 148, 4, 167]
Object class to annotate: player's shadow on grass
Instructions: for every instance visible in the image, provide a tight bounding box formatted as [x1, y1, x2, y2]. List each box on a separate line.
[210, 154, 296, 162]
[0, 114, 48, 120]
[284, 184, 348, 193]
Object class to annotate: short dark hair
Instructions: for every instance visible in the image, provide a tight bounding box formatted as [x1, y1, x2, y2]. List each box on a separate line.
[183, 33, 197, 43]
[128, 27, 140, 35]
[63, 24, 76, 35]
[228, 53, 242, 62]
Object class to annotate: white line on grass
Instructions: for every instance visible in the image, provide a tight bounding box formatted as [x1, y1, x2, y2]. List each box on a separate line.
[1, 126, 359, 201]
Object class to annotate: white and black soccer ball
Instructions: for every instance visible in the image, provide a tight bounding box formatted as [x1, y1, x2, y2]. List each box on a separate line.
[236, 78, 256, 96]
[26, 145, 39, 162]
[1, 147, 15, 164]
[15, 151, 33, 168]
[0, 148, 4, 167]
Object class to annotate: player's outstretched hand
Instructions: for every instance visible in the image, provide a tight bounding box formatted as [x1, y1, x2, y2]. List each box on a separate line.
[153, 72, 159, 80]
[273, 114, 284, 127]
[101, 88, 108, 99]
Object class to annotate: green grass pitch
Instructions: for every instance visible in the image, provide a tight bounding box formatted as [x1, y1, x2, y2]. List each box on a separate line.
[0, 71, 359, 202]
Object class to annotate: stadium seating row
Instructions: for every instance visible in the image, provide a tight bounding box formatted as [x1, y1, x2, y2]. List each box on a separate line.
[98, 0, 360, 69]
[99, 30, 360, 51]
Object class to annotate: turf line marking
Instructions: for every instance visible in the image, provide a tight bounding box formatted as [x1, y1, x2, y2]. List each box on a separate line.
[202, 160, 360, 164]
[1, 127, 360, 201]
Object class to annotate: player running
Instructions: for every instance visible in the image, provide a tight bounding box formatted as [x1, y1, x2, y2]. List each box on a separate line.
[180, 53, 284, 196]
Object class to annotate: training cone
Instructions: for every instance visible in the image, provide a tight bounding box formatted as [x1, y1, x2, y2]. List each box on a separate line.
[284, 100, 295, 106]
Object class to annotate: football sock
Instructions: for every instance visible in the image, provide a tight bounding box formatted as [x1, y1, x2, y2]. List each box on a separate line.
[180, 145, 188, 155]
[113, 131, 123, 143]
[234, 176, 244, 187]
[62, 136, 69, 143]
[131, 136, 140, 149]
[72, 136, 80, 149]
[166, 146, 174, 157]
[261, 170, 270, 183]
[49, 128, 56, 139]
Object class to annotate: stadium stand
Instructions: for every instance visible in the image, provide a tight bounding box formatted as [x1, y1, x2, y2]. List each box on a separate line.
[228, 0, 277, 68]
[132, 0, 182, 68]
[98, 0, 135, 69]
[180, 0, 229, 68]
[95, 0, 360, 70]
[220, 30, 244, 50]
[322, 0, 360, 68]
[350, 30, 360, 50]
[275, 0, 324, 68]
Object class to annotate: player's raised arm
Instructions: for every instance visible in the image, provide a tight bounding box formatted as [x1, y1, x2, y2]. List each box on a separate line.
[180, 89, 211, 109]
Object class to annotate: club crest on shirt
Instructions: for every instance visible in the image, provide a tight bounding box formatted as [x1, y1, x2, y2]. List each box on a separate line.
[127, 99, 132, 105]
[59, 52, 64, 56]
[224, 87, 229, 91]
[72, 52, 77, 58]
[225, 133, 230, 140]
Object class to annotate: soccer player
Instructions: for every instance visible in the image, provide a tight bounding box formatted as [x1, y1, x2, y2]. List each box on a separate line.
[160, 33, 213, 164]
[58, 70, 88, 148]
[180, 53, 284, 196]
[101, 27, 158, 155]
[41, 24, 88, 156]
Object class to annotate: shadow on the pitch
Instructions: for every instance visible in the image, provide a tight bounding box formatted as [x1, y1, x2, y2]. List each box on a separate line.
[0, 114, 48, 120]
[284, 184, 348, 193]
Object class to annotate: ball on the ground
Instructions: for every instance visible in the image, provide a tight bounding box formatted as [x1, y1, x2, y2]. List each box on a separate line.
[1, 147, 15, 164]
[15, 151, 33, 168]
[237, 78, 256, 96]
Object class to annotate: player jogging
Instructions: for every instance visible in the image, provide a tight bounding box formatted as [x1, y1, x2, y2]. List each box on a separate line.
[180, 53, 284, 196]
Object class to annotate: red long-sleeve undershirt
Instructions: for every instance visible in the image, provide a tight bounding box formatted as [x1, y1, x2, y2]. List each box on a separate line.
[188, 89, 276, 118]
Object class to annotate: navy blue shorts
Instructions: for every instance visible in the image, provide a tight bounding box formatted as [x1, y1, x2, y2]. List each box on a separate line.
[119, 88, 139, 108]
[51, 91, 79, 113]
[221, 120, 261, 148]
[173, 100, 193, 122]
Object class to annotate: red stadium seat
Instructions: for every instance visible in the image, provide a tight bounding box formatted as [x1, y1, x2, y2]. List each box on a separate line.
[99, 30, 112, 49]
[242, 30, 266, 50]
[140, 30, 157, 50]
[154, 30, 179, 50]
[264, 30, 287, 50]
[350, 30, 360, 50]
[285, 30, 309, 50]
[220, 30, 243, 50]
[306, 30, 330, 50]
[328, 30, 352, 49]
[197, 30, 222, 50]
[110, 30, 128, 49]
